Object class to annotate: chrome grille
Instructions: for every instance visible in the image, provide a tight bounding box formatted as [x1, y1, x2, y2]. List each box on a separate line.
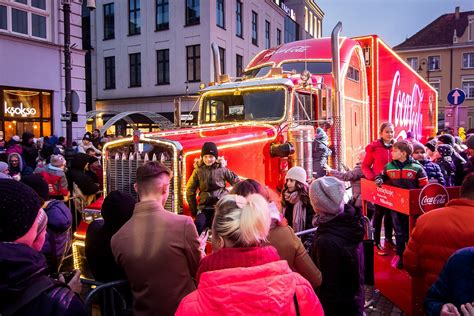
[106, 146, 175, 211]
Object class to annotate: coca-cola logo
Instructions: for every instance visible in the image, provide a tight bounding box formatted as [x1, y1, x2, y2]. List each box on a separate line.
[419, 183, 449, 213]
[5, 103, 37, 117]
[274, 45, 309, 55]
[388, 71, 423, 140]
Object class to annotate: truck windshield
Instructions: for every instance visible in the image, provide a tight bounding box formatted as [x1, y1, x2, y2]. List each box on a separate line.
[201, 88, 286, 123]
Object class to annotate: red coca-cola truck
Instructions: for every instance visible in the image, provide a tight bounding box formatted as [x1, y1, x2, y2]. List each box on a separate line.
[73, 24, 437, 279]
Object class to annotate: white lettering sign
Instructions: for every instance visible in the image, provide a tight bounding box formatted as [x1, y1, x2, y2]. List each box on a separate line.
[274, 45, 309, 55]
[388, 71, 423, 140]
[420, 194, 447, 206]
[5, 103, 37, 117]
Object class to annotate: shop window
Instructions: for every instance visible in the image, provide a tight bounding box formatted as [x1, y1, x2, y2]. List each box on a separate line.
[2, 88, 52, 139]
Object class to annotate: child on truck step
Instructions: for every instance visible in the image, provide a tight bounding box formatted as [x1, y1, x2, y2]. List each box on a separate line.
[186, 142, 240, 235]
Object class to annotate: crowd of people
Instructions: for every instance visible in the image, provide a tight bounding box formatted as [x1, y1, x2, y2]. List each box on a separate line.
[1, 124, 474, 316]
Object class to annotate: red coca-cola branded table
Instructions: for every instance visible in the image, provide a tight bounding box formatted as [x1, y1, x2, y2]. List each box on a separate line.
[361, 179, 460, 315]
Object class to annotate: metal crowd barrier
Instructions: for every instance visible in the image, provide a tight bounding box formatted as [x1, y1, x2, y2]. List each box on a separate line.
[83, 279, 131, 316]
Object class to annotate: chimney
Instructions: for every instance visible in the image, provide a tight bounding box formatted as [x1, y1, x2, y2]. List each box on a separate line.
[455, 6, 460, 20]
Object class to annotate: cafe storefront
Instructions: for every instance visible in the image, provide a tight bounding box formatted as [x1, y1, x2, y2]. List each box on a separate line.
[1, 87, 53, 140]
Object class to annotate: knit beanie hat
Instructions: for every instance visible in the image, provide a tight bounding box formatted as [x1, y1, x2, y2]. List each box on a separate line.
[425, 139, 436, 152]
[285, 166, 307, 185]
[438, 134, 455, 146]
[12, 135, 21, 143]
[0, 179, 41, 242]
[437, 144, 454, 157]
[201, 142, 218, 159]
[0, 161, 8, 173]
[309, 176, 345, 223]
[101, 191, 136, 233]
[21, 174, 49, 203]
[466, 134, 474, 149]
[50, 154, 66, 168]
[412, 141, 425, 153]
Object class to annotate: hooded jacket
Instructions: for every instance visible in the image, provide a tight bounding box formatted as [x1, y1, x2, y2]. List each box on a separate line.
[312, 128, 332, 178]
[176, 260, 324, 316]
[66, 153, 99, 196]
[0, 242, 86, 315]
[8, 153, 33, 178]
[403, 199, 474, 296]
[21, 132, 38, 169]
[41, 200, 73, 273]
[34, 164, 69, 197]
[311, 204, 365, 316]
[362, 139, 393, 180]
[186, 158, 240, 216]
[418, 159, 446, 186]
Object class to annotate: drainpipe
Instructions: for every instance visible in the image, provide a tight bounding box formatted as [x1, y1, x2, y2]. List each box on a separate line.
[211, 43, 221, 83]
[331, 22, 343, 170]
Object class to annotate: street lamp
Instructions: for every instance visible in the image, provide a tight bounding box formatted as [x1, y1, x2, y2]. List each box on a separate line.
[61, 0, 95, 154]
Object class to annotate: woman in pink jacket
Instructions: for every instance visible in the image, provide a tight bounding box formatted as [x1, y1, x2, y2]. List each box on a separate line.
[176, 194, 324, 316]
[361, 122, 395, 254]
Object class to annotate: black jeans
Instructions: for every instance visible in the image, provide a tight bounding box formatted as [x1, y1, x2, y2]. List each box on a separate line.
[373, 205, 393, 245]
[391, 211, 409, 257]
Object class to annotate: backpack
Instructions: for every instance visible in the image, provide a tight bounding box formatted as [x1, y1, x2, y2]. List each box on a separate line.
[1, 275, 73, 316]
[40, 171, 63, 196]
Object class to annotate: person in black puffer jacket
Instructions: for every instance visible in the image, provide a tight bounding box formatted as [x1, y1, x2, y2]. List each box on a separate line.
[85, 191, 135, 282]
[21, 175, 73, 274]
[0, 179, 85, 316]
[67, 152, 100, 196]
[412, 142, 445, 185]
[310, 177, 365, 316]
[21, 132, 38, 170]
[437, 134, 466, 186]
[434, 145, 456, 187]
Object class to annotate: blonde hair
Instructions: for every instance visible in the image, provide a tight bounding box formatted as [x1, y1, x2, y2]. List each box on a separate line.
[212, 194, 271, 248]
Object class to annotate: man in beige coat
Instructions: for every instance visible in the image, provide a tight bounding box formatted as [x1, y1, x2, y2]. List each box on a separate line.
[112, 161, 202, 316]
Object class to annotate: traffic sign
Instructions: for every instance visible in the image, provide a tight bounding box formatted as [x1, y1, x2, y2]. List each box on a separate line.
[447, 88, 465, 106]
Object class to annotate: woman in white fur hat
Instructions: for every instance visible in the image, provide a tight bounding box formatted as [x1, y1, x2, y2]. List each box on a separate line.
[281, 166, 315, 240]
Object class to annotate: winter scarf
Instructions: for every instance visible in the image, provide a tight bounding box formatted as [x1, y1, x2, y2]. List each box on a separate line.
[284, 191, 306, 232]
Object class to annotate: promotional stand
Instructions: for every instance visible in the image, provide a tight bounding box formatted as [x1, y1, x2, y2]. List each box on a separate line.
[361, 179, 460, 315]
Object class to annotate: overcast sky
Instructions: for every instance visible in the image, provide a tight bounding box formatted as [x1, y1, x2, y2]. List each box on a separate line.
[317, 0, 474, 47]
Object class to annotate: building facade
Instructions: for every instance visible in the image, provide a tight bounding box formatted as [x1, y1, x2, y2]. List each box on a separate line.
[394, 7, 474, 131]
[0, 0, 86, 141]
[90, 0, 323, 135]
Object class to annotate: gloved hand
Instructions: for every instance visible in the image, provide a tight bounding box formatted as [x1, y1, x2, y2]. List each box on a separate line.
[375, 178, 384, 187]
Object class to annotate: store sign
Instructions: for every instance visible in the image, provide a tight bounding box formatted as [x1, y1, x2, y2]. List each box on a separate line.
[4, 103, 37, 117]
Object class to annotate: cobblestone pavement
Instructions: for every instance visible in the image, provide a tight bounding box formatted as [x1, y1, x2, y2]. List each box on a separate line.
[365, 286, 406, 316]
